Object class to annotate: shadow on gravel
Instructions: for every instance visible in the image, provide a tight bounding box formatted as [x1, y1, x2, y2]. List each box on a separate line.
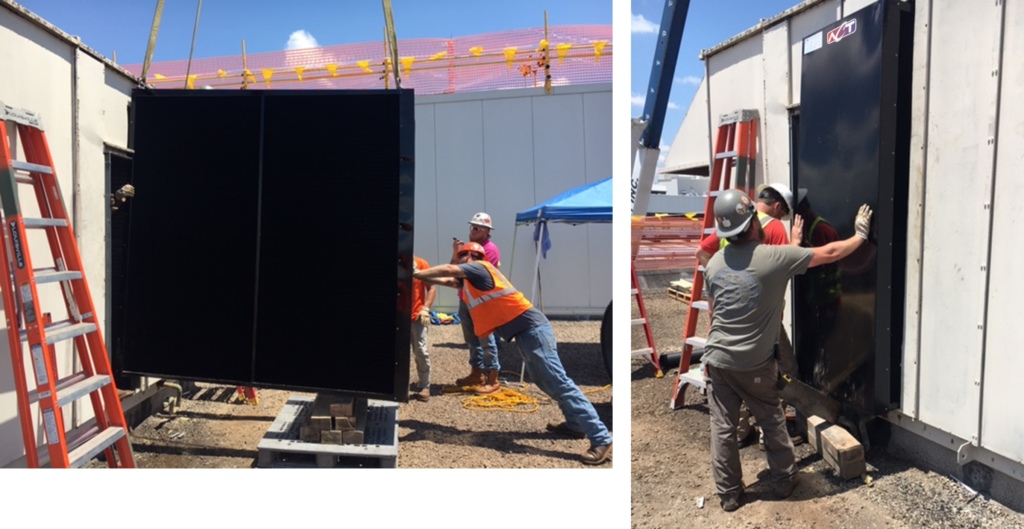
[397, 419, 592, 464]
[131, 440, 258, 461]
[165, 410, 275, 422]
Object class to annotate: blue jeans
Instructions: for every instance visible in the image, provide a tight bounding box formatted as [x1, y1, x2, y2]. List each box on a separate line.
[515, 322, 612, 447]
[459, 301, 500, 371]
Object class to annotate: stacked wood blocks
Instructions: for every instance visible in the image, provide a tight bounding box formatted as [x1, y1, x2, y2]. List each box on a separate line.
[299, 395, 369, 445]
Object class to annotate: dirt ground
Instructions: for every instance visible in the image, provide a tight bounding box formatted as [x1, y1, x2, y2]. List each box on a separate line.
[95, 318, 613, 469]
[631, 270, 1024, 528]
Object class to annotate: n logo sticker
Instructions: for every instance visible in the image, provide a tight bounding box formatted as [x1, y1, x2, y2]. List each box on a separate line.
[827, 19, 857, 44]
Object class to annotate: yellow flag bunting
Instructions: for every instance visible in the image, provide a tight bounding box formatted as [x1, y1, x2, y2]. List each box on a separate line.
[187, 75, 197, 89]
[261, 68, 274, 87]
[469, 46, 483, 58]
[400, 57, 415, 78]
[594, 41, 607, 62]
[430, 51, 447, 61]
[537, 39, 548, 52]
[357, 60, 372, 73]
[295, 66, 305, 81]
[326, 64, 338, 77]
[503, 47, 517, 69]
[556, 43, 572, 65]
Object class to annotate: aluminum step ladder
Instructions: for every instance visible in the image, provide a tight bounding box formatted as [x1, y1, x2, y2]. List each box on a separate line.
[631, 261, 661, 377]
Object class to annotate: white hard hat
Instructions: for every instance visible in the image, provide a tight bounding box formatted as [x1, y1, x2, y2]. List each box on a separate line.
[756, 183, 795, 220]
[468, 212, 494, 230]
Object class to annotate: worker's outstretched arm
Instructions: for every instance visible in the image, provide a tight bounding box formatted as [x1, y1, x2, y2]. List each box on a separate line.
[807, 205, 872, 268]
[414, 264, 465, 289]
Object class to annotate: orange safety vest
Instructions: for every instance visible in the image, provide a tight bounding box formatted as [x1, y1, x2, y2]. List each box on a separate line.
[463, 261, 533, 338]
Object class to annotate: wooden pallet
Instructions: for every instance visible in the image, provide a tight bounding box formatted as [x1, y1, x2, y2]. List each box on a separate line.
[257, 396, 398, 468]
[667, 288, 692, 304]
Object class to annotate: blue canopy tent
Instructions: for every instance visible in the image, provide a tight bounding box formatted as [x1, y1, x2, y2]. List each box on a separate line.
[508, 176, 612, 384]
[510, 176, 613, 310]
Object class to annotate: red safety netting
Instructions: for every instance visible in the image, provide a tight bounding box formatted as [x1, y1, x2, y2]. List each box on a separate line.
[122, 25, 611, 94]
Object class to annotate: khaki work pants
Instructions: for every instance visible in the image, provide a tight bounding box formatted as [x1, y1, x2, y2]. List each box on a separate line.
[707, 360, 796, 497]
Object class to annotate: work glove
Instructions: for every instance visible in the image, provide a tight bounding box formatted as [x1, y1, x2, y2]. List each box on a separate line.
[418, 307, 431, 326]
[854, 204, 873, 240]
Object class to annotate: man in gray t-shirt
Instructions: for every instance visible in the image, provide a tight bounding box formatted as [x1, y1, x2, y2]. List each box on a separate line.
[703, 189, 873, 512]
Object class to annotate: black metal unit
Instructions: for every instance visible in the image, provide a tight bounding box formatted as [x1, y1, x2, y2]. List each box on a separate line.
[795, 0, 912, 416]
[121, 89, 414, 402]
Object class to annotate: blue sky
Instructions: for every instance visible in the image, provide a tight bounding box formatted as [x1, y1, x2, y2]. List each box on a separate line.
[631, 0, 801, 166]
[17, 0, 610, 65]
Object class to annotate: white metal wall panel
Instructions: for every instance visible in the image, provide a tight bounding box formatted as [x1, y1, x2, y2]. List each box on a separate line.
[917, 0, 1002, 440]
[71, 50, 112, 427]
[844, 0, 877, 17]
[531, 93, 589, 311]
[761, 20, 792, 186]
[481, 96, 536, 291]
[431, 100, 485, 311]
[412, 103, 440, 294]
[788, 1, 840, 107]
[901, 0, 932, 418]
[981, 0, 1024, 465]
[583, 92, 611, 310]
[662, 76, 709, 174]
[707, 38, 765, 187]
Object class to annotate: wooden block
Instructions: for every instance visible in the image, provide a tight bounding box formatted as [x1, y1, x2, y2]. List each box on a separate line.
[330, 398, 355, 417]
[334, 416, 356, 431]
[806, 415, 829, 454]
[305, 417, 332, 431]
[819, 424, 865, 480]
[299, 426, 321, 442]
[321, 430, 345, 445]
[342, 429, 364, 445]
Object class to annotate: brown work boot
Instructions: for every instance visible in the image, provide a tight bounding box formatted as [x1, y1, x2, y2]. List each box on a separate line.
[474, 370, 502, 395]
[547, 420, 586, 439]
[581, 443, 612, 465]
[455, 367, 485, 387]
[411, 386, 430, 402]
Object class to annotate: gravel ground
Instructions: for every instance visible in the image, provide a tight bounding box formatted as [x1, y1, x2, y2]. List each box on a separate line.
[631, 270, 1024, 528]
[100, 318, 613, 469]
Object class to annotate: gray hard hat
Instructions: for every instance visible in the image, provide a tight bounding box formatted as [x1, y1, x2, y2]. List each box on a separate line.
[714, 189, 756, 238]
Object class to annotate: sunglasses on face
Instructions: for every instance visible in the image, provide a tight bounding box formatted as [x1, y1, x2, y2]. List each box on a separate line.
[459, 252, 484, 260]
[471, 226, 488, 232]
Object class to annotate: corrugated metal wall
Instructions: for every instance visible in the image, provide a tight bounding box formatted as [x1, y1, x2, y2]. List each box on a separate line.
[414, 85, 612, 316]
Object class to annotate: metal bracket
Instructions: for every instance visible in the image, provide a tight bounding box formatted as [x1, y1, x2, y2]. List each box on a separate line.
[957, 440, 975, 465]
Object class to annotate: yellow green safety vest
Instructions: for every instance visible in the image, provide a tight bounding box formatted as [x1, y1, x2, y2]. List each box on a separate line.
[719, 211, 777, 249]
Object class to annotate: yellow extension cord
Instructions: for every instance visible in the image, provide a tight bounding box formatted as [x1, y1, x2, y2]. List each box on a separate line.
[440, 370, 612, 413]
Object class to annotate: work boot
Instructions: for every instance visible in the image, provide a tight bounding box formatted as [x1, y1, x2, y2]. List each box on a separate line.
[474, 370, 501, 395]
[774, 473, 800, 499]
[411, 386, 430, 402]
[546, 420, 586, 439]
[455, 367, 485, 387]
[581, 443, 612, 465]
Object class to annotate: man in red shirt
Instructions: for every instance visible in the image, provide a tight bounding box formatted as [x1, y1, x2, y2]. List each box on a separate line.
[410, 256, 437, 402]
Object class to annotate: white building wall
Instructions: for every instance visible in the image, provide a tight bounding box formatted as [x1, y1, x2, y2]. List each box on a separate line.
[0, 3, 136, 467]
[415, 85, 612, 316]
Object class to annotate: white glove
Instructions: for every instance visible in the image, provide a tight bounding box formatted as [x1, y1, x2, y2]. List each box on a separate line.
[854, 204, 873, 240]
[418, 307, 431, 326]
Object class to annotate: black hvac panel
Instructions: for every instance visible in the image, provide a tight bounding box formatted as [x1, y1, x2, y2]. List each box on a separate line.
[121, 89, 414, 401]
[795, 0, 911, 416]
[122, 94, 261, 383]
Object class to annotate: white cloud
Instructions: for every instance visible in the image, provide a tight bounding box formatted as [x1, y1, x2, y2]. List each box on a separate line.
[631, 14, 658, 34]
[286, 30, 318, 50]
[631, 93, 646, 107]
[667, 102, 680, 110]
[675, 75, 701, 85]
